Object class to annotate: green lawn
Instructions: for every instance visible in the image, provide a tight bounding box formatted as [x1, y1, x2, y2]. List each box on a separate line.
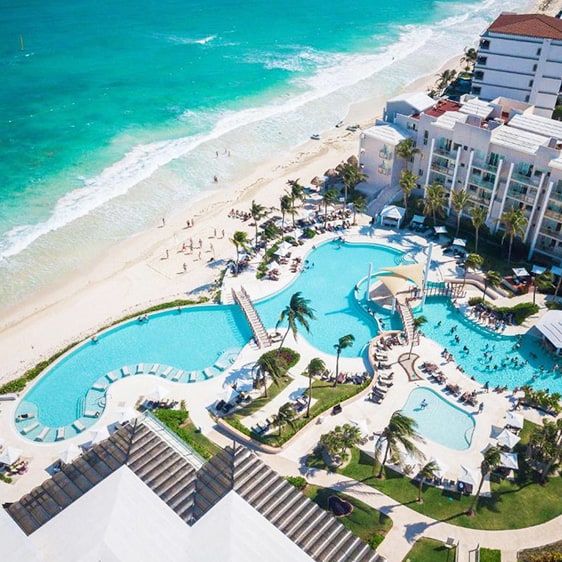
[340, 447, 562, 530]
[479, 548, 501, 562]
[152, 408, 222, 460]
[303, 484, 392, 549]
[404, 537, 456, 562]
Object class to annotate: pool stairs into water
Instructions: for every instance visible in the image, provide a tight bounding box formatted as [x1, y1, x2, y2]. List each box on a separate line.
[231, 286, 272, 349]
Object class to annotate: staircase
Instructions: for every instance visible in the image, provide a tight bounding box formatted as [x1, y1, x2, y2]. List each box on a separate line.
[396, 298, 417, 346]
[232, 287, 272, 349]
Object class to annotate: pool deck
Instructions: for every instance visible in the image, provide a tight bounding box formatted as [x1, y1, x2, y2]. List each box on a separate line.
[0, 225, 559, 560]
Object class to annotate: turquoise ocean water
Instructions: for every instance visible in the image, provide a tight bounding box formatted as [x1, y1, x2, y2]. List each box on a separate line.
[1, 0, 530, 309]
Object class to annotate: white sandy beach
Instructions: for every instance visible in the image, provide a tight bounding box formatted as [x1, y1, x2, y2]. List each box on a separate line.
[1, 0, 560, 385]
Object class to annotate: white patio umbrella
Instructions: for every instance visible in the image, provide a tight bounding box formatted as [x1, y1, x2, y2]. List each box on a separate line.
[58, 444, 82, 464]
[115, 407, 138, 424]
[220, 385, 239, 404]
[434, 226, 447, 234]
[452, 238, 466, 248]
[429, 456, 449, 478]
[505, 411, 524, 429]
[458, 465, 478, 486]
[145, 385, 169, 402]
[274, 242, 292, 256]
[500, 452, 519, 470]
[0, 446, 23, 465]
[496, 428, 520, 449]
[89, 426, 110, 446]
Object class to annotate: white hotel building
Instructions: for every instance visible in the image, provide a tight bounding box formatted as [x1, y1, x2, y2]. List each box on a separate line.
[471, 13, 562, 117]
[358, 92, 562, 263]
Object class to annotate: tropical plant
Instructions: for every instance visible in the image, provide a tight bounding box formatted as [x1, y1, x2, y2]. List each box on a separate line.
[399, 170, 418, 212]
[461, 47, 478, 70]
[463, 253, 484, 289]
[529, 418, 562, 483]
[375, 411, 422, 478]
[417, 460, 439, 503]
[322, 188, 339, 227]
[451, 189, 472, 236]
[306, 357, 326, 417]
[319, 424, 363, 463]
[423, 182, 448, 226]
[280, 194, 292, 229]
[274, 402, 297, 436]
[276, 292, 315, 351]
[499, 207, 528, 263]
[261, 221, 282, 251]
[470, 206, 487, 254]
[336, 159, 368, 194]
[230, 230, 250, 274]
[287, 179, 306, 227]
[533, 270, 555, 305]
[255, 352, 284, 398]
[483, 270, 502, 300]
[467, 445, 501, 516]
[409, 315, 427, 357]
[249, 200, 268, 247]
[333, 334, 355, 387]
[395, 138, 419, 166]
[350, 192, 367, 225]
[435, 68, 457, 92]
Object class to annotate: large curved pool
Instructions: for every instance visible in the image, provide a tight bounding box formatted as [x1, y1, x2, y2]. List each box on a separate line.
[401, 386, 475, 450]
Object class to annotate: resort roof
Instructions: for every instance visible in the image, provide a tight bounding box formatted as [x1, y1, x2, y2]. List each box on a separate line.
[388, 92, 435, 113]
[508, 113, 562, 143]
[459, 98, 495, 119]
[364, 123, 407, 145]
[487, 13, 562, 41]
[380, 205, 405, 221]
[491, 124, 548, 155]
[433, 111, 469, 131]
[535, 310, 562, 349]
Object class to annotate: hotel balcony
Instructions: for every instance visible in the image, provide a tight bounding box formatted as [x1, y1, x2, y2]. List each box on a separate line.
[550, 187, 562, 204]
[543, 208, 562, 223]
[468, 175, 495, 190]
[433, 147, 457, 160]
[511, 172, 540, 188]
[471, 160, 498, 173]
[431, 161, 455, 176]
[535, 232, 562, 260]
[505, 189, 536, 207]
[378, 149, 393, 160]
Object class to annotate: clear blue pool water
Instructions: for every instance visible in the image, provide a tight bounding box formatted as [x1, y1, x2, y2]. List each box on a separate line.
[255, 240, 405, 357]
[420, 297, 559, 392]
[401, 386, 475, 450]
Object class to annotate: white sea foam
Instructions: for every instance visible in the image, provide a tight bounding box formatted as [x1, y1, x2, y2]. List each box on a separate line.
[168, 34, 217, 45]
[0, 0, 533, 262]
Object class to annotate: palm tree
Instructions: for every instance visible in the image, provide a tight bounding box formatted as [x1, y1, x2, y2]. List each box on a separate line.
[399, 170, 418, 212]
[375, 411, 422, 478]
[468, 446, 501, 516]
[230, 230, 250, 274]
[483, 270, 502, 300]
[255, 352, 284, 398]
[470, 206, 487, 254]
[451, 189, 472, 237]
[396, 138, 420, 163]
[461, 47, 478, 70]
[417, 460, 439, 503]
[533, 270, 554, 305]
[287, 179, 305, 228]
[276, 292, 315, 351]
[350, 192, 367, 225]
[322, 188, 339, 227]
[534, 418, 562, 484]
[249, 200, 268, 248]
[333, 334, 355, 387]
[409, 315, 427, 357]
[499, 207, 528, 263]
[336, 160, 368, 214]
[280, 194, 292, 229]
[306, 357, 326, 417]
[463, 253, 484, 289]
[423, 182, 448, 226]
[274, 402, 297, 436]
[435, 68, 456, 92]
[261, 221, 282, 251]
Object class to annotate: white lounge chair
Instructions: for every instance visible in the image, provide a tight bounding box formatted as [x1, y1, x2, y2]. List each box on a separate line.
[35, 427, 49, 442]
[171, 370, 183, 382]
[161, 366, 173, 378]
[202, 368, 212, 379]
[56, 427, 65, 441]
[121, 366, 131, 377]
[21, 422, 40, 435]
[188, 371, 197, 383]
[72, 420, 85, 433]
[92, 382, 107, 391]
[106, 371, 119, 382]
[135, 364, 144, 375]
[84, 410, 100, 418]
[148, 364, 159, 374]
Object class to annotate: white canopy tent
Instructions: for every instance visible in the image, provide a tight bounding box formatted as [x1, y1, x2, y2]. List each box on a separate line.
[429, 456, 448, 479]
[496, 428, 520, 449]
[499, 452, 519, 470]
[379, 205, 405, 228]
[505, 411, 524, 429]
[512, 267, 530, 278]
[145, 385, 169, 403]
[0, 446, 23, 466]
[452, 238, 466, 248]
[458, 465, 478, 486]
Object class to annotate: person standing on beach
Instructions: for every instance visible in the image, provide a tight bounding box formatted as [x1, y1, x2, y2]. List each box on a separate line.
[161, 218, 166, 227]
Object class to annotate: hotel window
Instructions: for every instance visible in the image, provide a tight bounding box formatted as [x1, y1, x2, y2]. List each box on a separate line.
[472, 86, 481, 95]
[529, 79, 534, 87]
[423, 130, 428, 146]
[480, 39, 490, 50]
[532, 64, 537, 71]
[474, 71, 484, 81]
[537, 48, 542, 55]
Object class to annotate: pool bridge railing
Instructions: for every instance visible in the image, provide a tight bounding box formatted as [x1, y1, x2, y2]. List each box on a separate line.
[414, 282, 466, 300]
[231, 287, 272, 349]
[396, 299, 418, 347]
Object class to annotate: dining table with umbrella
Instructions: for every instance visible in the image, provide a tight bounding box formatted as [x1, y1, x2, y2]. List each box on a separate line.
[499, 452, 519, 470]
[458, 465, 478, 494]
[505, 411, 524, 430]
[496, 428, 521, 449]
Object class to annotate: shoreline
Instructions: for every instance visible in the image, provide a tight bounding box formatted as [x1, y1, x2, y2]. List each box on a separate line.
[1, 0, 561, 384]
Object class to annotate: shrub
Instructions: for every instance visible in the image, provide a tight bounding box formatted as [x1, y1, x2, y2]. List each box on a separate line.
[302, 228, 316, 239]
[0, 474, 13, 484]
[259, 348, 300, 373]
[495, 302, 539, 324]
[285, 475, 307, 490]
[368, 534, 384, 550]
[468, 296, 484, 306]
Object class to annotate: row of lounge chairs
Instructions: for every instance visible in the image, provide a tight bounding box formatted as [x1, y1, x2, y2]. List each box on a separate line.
[369, 373, 394, 404]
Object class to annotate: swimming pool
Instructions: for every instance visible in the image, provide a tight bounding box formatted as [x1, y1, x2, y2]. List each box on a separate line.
[401, 386, 475, 450]
[15, 305, 252, 440]
[420, 297, 558, 392]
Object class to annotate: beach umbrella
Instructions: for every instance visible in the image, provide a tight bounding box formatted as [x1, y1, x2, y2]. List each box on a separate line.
[458, 465, 478, 486]
[115, 407, 138, 424]
[58, 444, 82, 465]
[220, 385, 239, 405]
[429, 456, 448, 478]
[496, 428, 520, 449]
[89, 426, 110, 445]
[505, 411, 524, 429]
[274, 242, 292, 256]
[0, 446, 22, 466]
[145, 385, 169, 403]
[499, 452, 519, 469]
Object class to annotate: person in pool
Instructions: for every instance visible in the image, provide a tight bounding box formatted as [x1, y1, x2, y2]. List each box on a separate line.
[420, 399, 428, 409]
